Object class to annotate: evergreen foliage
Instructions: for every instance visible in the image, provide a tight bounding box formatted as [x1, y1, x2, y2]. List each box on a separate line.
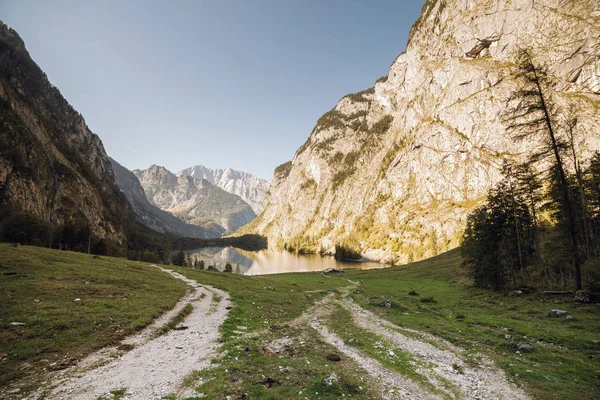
[224, 262, 233, 273]
[462, 167, 536, 289]
[334, 235, 362, 260]
[464, 152, 600, 290]
[172, 249, 186, 266]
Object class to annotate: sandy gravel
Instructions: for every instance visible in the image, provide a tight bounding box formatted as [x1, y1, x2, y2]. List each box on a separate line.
[339, 297, 531, 400]
[26, 267, 230, 400]
[310, 310, 439, 400]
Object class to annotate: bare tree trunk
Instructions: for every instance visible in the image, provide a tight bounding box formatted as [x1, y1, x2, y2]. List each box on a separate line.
[568, 122, 596, 258]
[507, 169, 525, 273]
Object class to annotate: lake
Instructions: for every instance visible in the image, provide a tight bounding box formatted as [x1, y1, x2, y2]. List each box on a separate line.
[183, 247, 388, 275]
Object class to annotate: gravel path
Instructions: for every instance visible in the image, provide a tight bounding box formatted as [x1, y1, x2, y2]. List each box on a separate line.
[339, 297, 531, 400]
[309, 307, 439, 400]
[27, 267, 230, 400]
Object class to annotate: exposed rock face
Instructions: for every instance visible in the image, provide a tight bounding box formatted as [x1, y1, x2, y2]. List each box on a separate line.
[179, 165, 270, 213]
[0, 21, 129, 241]
[134, 165, 256, 234]
[109, 158, 223, 238]
[250, 0, 600, 263]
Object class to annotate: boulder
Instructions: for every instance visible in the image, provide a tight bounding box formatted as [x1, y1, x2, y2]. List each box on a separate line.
[517, 342, 533, 352]
[323, 373, 339, 386]
[574, 290, 591, 304]
[377, 300, 392, 308]
[323, 268, 343, 274]
[547, 309, 569, 318]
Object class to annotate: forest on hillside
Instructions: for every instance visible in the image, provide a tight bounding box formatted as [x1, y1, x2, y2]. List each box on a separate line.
[462, 52, 600, 296]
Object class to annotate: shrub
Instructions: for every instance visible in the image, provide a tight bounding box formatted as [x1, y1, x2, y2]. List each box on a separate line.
[334, 242, 361, 260]
[344, 88, 375, 103]
[420, 296, 436, 303]
[171, 249, 186, 266]
[224, 262, 233, 273]
[312, 109, 347, 133]
[370, 114, 393, 135]
[0, 211, 53, 246]
[274, 161, 292, 179]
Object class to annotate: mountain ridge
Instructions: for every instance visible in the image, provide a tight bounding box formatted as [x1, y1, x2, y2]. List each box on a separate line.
[248, 0, 600, 263]
[0, 20, 128, 243]
[109, 158, 223, 239]
[178, 164, 269, 213]
[134, 165, 256, 234]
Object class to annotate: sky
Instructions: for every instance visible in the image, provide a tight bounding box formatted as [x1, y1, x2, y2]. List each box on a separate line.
[0, 0, 424, 180]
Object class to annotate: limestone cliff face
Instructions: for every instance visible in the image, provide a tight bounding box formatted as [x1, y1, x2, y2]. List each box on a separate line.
[0, 21, 128, 241]
[179, 165, 270, 214]
[134, 165, 256, 234]
[251, 0, 600, 263]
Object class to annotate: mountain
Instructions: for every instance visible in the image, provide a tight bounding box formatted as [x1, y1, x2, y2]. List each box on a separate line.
[178, 165, 269, 213]
[247, 0, 600, 263]
[109, 158, 223, 238]
[134, 165, 256, 234]
[0, 21, 129, 244]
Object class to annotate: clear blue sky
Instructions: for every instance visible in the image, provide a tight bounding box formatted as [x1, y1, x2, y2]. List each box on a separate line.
[0, 0, 424, 179]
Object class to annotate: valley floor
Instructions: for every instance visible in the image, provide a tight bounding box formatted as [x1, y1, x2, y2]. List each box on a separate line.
[1, 246, 599, 399]
[26, 268, 231, 400]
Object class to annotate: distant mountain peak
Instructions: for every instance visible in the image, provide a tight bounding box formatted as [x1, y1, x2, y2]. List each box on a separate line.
[179, 165, 270, 213]
[109, 158, 222, 238]
[135, 165, 256, 234]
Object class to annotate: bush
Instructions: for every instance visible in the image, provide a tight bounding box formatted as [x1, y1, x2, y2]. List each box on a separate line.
[224, 262, 233, 273]
[312, 109, 347, 133]
[0, 210, 53, 246]
[334, 243, 361, 260]
[171, 249, 185, 266]
[274, 161, 292, 178]
[344, 88, 374, 103]
[420, 296, 436, 303]
[370, 115, 393, 135]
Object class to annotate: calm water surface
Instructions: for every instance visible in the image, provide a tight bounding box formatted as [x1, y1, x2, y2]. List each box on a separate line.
[184, 247, 388, 275]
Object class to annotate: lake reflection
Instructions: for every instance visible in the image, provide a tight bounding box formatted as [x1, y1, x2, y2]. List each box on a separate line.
[184, 247, 388, 275]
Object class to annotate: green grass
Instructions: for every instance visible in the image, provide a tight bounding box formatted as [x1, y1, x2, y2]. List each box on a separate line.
[172, 248, 600, 399]
[342, 249, 600, 400]
[0, 244, 187, 391]
[170, 268, 347, 338]
[3, 244, 600, 399]
[325, 304, 458, 399]
[155, 303, 194, 337]
[169, 268, 383, 399]
[97, 388, 127, 400]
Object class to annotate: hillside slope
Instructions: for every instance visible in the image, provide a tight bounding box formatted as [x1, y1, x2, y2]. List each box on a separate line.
[109, 158, 223, 238]
[0, 21, 129, 242]
[249, 0, 600, 263]
[135, 165, 256, 234]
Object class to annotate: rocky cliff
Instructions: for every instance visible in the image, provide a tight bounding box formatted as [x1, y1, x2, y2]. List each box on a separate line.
[179, 165, 270, 213]
[0, 21, 128, 242]
[249, 0, 600, 263]
[135, 165, 256, 234]
[109, 158, 223, 238]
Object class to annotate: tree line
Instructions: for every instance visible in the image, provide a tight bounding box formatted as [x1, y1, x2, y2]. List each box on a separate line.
[171, 249, 241, 273]
[0, 192, 172, 263]
[462, 50, 600, 293]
